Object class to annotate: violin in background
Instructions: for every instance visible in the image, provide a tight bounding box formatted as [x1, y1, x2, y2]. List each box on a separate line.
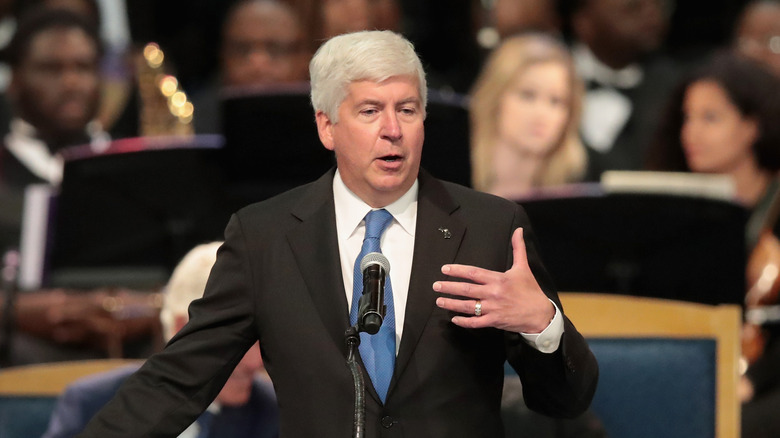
[743, 188, 780, 366]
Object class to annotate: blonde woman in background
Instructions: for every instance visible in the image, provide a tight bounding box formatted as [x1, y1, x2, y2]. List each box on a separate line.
[470, 33, 586, 199]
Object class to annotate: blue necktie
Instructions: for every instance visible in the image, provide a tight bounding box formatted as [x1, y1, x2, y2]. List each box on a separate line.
[350, 208, 395, 403]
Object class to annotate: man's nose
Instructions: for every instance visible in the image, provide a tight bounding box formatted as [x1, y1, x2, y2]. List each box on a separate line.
[247, 49, 273, 76]
[380, 111, 402, 141]
[61, 67, 89, 90]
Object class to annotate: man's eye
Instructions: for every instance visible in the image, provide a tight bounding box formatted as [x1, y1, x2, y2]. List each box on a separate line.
[400, 108, 419, 118]
[226, 43, 252, 57]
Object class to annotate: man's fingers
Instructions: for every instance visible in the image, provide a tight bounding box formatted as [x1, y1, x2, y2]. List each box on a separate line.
[435, 298, 492, 329]
[435, 296, 483, 315]
[450, 315, 491, 329]
[433, 280, 485, 299]
[440, 263, 499, 284]
[511, 228, 529, 270]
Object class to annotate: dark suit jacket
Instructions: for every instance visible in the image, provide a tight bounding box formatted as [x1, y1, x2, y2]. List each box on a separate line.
[44, 364, 279, 438]
[79, 169, 598, 438]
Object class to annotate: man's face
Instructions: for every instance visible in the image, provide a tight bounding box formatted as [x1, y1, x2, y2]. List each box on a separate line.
[216, 342, 263, 406]
[736, 2, 780, 77]
[10, 27, 100, 143]
[321, 0, 401, 38]
[316, 76, 424, 208]
[575, 0, 668, 58]
[221, 3, 307, 87]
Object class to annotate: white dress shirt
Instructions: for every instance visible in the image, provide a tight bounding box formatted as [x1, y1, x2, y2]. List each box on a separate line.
[332, 170, 563, 353]
[334, 170, 417, 352]
[573, 43, 643, 153]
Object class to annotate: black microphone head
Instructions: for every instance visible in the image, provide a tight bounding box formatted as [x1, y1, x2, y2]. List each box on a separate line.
[360, 252, 390, 273]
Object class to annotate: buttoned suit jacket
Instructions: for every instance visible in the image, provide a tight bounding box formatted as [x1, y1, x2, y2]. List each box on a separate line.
[79, 168, 598, 438]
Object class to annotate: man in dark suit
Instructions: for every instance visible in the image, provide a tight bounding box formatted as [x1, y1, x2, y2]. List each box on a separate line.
[43, 242, 279, 438]
[0, 9, 109, 254]
[561, 0, 679, 180]
[78, 30, 598, 437]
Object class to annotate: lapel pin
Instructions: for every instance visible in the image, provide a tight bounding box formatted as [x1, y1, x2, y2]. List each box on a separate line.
[438, 227, 452, 239]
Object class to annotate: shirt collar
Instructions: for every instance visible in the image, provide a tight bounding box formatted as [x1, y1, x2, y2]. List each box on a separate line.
[4, 118, 112, 185]
[4, 118, 62, 184]
[333, 169, 418, 240]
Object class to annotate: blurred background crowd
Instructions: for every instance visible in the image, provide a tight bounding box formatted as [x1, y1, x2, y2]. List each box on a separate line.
[0, 0, 778, 437]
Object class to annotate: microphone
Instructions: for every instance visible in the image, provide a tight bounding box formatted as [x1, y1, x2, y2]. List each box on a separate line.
[357, 252, 390, 335]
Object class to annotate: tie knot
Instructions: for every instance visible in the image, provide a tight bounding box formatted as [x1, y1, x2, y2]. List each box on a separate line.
[364, 209, 393, 240]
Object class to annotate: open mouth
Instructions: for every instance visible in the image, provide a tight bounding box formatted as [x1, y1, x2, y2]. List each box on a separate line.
[380, 155, 402, 162]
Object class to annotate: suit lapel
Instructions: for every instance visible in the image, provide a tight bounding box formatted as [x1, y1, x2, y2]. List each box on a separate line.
[391, 171, 465, 389]
[287, 170, 351, 355]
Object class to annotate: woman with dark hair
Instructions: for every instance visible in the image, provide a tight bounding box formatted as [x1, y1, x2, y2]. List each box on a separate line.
[647, 50, 780, 248]
[648, 51, 780, 438]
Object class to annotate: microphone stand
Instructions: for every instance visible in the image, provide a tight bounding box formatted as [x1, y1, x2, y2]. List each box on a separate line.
[346, 252, 389, 437]
[345, 325, 366, 438]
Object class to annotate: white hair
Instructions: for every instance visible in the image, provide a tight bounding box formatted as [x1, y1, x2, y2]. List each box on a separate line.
[309, 30, 427, 122]
[159, 241, 222, 341]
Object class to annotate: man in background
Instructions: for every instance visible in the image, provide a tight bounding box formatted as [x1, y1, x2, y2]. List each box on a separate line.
[193, 0, 309, 134]
[1, 8, 108, 189]
[0, 9, 108, 252]
[561, 0, 678, 180]
[735, 0, 780, 77]
[42, 242, 279, 438]
[0, 9, 132, 368]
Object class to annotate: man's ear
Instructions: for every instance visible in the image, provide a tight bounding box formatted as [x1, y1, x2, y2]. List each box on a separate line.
[315, 110, 335, 151]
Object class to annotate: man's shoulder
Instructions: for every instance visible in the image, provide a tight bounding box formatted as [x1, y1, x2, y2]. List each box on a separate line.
[53, 363, 141, 423]
[63, 364, 141, 400]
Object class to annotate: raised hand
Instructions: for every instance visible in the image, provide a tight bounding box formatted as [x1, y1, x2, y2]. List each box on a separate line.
[433, 228, 555, 334]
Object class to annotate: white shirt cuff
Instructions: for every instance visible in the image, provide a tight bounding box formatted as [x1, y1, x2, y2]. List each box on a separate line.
[519, 300, 563, 354]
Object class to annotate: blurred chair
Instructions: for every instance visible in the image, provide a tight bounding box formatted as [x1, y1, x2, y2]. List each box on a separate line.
[559, 292, 741, 438]
[0, 359, 141, 438]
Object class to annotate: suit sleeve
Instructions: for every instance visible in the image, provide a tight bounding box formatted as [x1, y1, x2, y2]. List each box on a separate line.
[504, 204, 599, 418]
[77, 215, 259, 437]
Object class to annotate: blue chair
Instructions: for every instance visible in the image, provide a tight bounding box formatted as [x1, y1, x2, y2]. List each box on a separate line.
[0, 359, 141, 438]
[558, 293, 741, 438]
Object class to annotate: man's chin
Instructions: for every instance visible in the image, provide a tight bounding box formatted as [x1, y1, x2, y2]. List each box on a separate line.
[50, 122, 93, 146]
[373, 175, 413, 193]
